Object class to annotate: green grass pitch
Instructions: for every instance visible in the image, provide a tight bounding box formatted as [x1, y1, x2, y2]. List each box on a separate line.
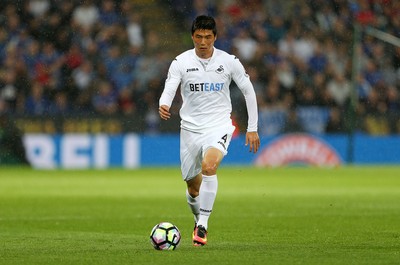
[0, 166, 399, 265]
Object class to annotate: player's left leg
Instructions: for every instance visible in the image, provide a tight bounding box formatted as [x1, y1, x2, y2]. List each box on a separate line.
[192, 126, 235, 246]
[197, 147, 223, 229]
[193, 148, 223, 246]
[197, 127, 234, 232]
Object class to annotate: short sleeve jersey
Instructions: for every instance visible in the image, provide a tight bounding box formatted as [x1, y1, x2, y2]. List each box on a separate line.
[159, 47, 258, 133]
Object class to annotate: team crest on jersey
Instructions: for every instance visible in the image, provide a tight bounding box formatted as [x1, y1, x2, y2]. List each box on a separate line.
[215, 65, 224, 74]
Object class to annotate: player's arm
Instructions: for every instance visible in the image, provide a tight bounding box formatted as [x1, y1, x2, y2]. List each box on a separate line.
[159, 59, 181, 120]
[231, 57, 260, 153]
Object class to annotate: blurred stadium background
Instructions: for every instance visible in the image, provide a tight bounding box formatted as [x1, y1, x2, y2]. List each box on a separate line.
[1, 0, 400, 167]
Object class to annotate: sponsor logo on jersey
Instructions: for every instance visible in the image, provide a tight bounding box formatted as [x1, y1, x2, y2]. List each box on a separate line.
[189, 82, 224, 92]
[186, 67, 199, 72]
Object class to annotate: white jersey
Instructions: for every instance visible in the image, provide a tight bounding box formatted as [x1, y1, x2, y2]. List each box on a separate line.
[159, 47, 258, 133]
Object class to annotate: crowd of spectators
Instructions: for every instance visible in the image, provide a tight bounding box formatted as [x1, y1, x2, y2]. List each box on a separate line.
[1, 0, 400, 135]
[171, 0, 400, 135]
[0, 0, 171, 134]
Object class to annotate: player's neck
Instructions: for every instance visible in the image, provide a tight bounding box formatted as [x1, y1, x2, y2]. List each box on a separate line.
[195, 47, 214, 59]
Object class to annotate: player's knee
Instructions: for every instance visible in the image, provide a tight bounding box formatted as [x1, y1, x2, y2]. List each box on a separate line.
[187, 186, 199, 198]
[201, 161, 218, 176]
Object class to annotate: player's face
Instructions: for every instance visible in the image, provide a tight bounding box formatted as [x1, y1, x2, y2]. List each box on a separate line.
[192, 29, 216, 59]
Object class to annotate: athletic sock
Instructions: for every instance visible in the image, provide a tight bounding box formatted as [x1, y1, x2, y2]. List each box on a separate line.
[186, 189, 200, 223]
[197, 174, 218, 230]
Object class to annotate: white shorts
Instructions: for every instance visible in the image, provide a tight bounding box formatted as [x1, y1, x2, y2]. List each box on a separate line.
[180, 125, 235, 181]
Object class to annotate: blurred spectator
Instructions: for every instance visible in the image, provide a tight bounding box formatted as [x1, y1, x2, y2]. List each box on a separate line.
[325, 107, 346, 133]
[297, 85, 319, 106]
[48, 90, 71, 114]
[72, 59, 95, 91]
[291, 31, 317, 64]
[283, 108, 304, 133]
[265, 15, 286, 44]
[22, 40, 41, 79]
[276, 59, 295, 90]
[5, 9, 22, 39]
[0, 69, 18, 112]
[133, 53, 162, 94]
[386, 85, 400, 133]
[246, 65, 264, 96]
[326, 72, 351, 107]
[36, 42, 64, 86]
[28, 0, 50, 18]
[0, 114, 30, 165]
[143, 30, 161, 55]
[362, 85, 390, 135]
[356, 74, 373, 102]
[325, 39, 349, 77]
[103, 45, 123, 80]
[263, 77, 282, 108]
[24, 82, 50, 115]
[315, 4, 337, 32]
[232, 28, 259, 62]
[92, 79, 118, 115]
[118, 87, 136, 115]
[188, 0, 216, 23]
[145, 106, 160, 135]
[308, 43, 328, 74]
[127, 12, 144, 48]
[72, 0, 99, 31]
[98, 0, 120, 27]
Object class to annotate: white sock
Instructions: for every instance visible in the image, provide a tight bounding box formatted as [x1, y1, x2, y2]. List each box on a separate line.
[186, 189, 200, 223]
[197, 175, 218, 230]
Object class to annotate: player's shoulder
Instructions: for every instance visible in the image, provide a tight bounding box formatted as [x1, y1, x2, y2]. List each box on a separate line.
[174, 49, 195, 62]
[215, 48, 240, 63]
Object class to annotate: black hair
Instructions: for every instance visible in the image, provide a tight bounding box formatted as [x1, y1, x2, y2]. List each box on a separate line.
[191, 15, 217, 36]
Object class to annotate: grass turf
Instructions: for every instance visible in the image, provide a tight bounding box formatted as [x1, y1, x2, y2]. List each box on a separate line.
[0, 166, 399, 265]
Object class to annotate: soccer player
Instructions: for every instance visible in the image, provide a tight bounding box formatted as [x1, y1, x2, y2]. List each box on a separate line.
[159, 15, 260, 246]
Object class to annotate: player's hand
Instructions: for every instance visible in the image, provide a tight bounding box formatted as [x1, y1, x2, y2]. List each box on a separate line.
[245, 131, 260, 153]
[159, 105, 171, 120]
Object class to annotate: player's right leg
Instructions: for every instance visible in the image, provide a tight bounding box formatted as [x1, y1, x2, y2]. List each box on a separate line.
[192, 148, 223, 246]
[180, 129, 204, 244]
[186, 174, 202, 223]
